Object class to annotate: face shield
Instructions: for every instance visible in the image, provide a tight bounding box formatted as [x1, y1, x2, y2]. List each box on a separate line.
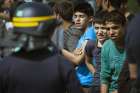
[12, 32, 51, 52]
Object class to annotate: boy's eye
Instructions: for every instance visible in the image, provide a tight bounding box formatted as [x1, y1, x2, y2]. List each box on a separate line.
[101, 27, 106, 30]
[95, 27, 99, 30]
[111, 26, 120, 30]
[79, 15, 85, 18]
[106, 26, 120, 30]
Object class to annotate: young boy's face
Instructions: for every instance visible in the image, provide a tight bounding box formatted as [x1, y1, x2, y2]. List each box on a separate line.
[73, 11, 89, 30]
[106, 22, 124, 41]
[94, 23, 108, 43]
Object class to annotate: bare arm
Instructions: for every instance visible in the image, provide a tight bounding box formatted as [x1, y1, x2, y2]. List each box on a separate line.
[85, 55, 96, 75]
[61, 40, 88, 65]
[61, 48, 84, 65]
[101, 84, 108, 93]
[129, 63, 137, 80]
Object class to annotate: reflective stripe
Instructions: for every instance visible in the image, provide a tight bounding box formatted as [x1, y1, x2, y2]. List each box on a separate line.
[13, 22, 39, 27]
[13, 16, 55, 22]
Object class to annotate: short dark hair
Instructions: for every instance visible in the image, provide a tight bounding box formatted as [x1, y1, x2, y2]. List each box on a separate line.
[104, 10, 126, 26]
[74, 2, 94, 17]
[53, 1, 73, 22]
[94, 11, 107, 24]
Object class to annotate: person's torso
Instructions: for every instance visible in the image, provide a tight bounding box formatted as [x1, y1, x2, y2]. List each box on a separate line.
[0, 47, 69, 93]
[75, 26, 96, 87]
[93, 47, 101, 86]
[103, 39, 126, 91]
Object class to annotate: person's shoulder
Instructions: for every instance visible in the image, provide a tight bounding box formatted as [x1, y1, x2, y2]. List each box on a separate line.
[86, 25, 95, 33]
[48, 54, 74, 67]
[85, 40, 96, 56]
[86, 40, 96, 49]
[127, 12, 140, 38]
[66, 25, 83, 35]
[2, 56, 17, 63]
[102, 39, 112, 46]
[53, 54, 75, 70]
[134, 12, 140, 19]
[102, 39, 114, 51]
[0, 56, 17, 70]
[101, 41, 110, 56]
[127, 12, 140, 30]
[131, 12, 140, 22]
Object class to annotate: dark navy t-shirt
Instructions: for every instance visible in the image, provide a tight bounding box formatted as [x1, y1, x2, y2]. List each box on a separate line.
[85, 40, 101, 86]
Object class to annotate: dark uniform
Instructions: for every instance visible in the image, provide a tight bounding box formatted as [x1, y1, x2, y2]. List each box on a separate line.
[0, 47, 83, 93]
[0, 2, 83, 93]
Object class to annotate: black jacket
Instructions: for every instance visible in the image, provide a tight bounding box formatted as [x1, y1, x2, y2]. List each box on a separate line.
[0, 47, 83, 93]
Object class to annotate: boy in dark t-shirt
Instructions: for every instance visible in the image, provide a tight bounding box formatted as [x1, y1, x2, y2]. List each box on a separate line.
[84, 13, 108, 93]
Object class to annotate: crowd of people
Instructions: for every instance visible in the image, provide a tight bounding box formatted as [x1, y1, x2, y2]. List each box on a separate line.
[0, 0, 140, 93]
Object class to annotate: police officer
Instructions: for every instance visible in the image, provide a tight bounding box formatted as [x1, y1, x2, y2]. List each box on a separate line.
[0, 2, 83, 93]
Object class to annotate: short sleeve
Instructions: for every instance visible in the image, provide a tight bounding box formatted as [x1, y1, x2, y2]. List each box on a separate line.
[85, 40, 96, 57]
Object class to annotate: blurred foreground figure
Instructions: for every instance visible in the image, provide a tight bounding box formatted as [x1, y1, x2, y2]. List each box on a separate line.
[125, 0, 140, 92]
[0, 2, 83, 93]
